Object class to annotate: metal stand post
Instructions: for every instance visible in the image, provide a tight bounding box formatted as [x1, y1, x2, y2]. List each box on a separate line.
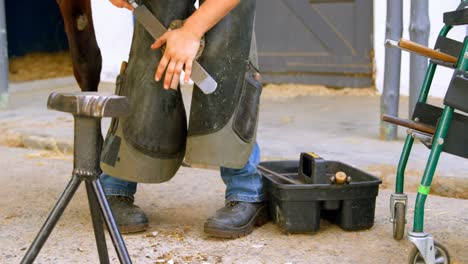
[409, 0, 430, 116]
[21, 93, 132, 264]
[0, 0, 9, 110]
[380, 0, 403, 140]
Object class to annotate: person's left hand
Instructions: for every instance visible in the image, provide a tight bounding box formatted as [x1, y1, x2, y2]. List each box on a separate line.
[151, 27, 201, 90]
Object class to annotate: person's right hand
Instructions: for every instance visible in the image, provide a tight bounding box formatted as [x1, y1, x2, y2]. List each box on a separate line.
[109, 0, 134, 11]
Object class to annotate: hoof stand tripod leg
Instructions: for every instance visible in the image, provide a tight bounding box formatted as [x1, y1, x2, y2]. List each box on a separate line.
[21, 92, 132, 264]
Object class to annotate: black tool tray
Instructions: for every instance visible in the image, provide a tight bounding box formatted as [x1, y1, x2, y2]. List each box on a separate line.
[259, 157, 381, 234]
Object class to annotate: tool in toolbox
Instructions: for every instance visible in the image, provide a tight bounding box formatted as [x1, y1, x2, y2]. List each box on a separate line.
[381, 1, 468, 263]
[258, 152, 381, 234]
[331, 171, 351, 185]
[128, 0, 217, 94]
[257, 152, 353, 185]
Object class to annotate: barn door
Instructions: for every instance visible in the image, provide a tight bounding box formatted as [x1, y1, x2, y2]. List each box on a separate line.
[255, 0, 374, 87]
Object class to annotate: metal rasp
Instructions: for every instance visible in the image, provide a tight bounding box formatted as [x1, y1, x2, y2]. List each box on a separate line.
[129, 1, 218, 94]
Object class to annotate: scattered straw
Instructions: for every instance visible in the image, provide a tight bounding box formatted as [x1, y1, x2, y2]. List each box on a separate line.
[9, 51, 73, 82]
[0, 130, 24, 148]
[25, 150, 72, 161]
[261, 84, 377, 100]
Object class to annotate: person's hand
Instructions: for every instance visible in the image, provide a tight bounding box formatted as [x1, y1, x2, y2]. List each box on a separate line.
[151, 27, 201, 90]
[109, 0, 134, 11]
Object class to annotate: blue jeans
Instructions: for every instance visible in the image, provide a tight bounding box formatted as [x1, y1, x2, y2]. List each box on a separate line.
[100, 143, 264, 203]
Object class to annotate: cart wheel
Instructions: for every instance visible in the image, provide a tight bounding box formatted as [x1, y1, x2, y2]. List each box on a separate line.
[393, 202, 405, 240]
[408, 242, 450, 264]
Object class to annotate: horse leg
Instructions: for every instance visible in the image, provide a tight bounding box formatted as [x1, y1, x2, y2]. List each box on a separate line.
[58, 0, 102, 92]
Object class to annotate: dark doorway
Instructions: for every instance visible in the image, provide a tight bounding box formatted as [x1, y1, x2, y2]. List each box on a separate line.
[5, 0, 68, 57]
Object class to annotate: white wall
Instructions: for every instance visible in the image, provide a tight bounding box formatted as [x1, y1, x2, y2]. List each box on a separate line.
[91, 0, 133, 82]
[374, 0, 466, 98]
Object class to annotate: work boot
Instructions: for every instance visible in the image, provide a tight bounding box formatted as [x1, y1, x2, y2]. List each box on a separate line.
[107, 196, 149, 234]
[204, 201, 269, 238]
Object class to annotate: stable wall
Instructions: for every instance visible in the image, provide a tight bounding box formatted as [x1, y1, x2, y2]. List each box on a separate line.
[373, 0, 466, 98]
[92, 0, 466, 98]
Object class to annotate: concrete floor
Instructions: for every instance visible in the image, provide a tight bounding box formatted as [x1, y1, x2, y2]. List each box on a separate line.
[1, 146, 467, 263]
[0, 79, 467, 263]
[1, 79, 467, 197]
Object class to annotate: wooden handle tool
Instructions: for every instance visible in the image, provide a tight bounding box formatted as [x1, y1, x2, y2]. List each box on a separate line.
[334, 171, 347, 184]
[382, 114, 436, 135]
[386, 39, 458, 64]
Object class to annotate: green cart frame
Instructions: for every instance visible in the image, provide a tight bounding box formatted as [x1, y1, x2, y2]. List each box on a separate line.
[387, 1, 468, 263]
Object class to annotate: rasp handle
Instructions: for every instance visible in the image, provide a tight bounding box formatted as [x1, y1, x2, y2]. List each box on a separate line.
[386, 39, 458, 64]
